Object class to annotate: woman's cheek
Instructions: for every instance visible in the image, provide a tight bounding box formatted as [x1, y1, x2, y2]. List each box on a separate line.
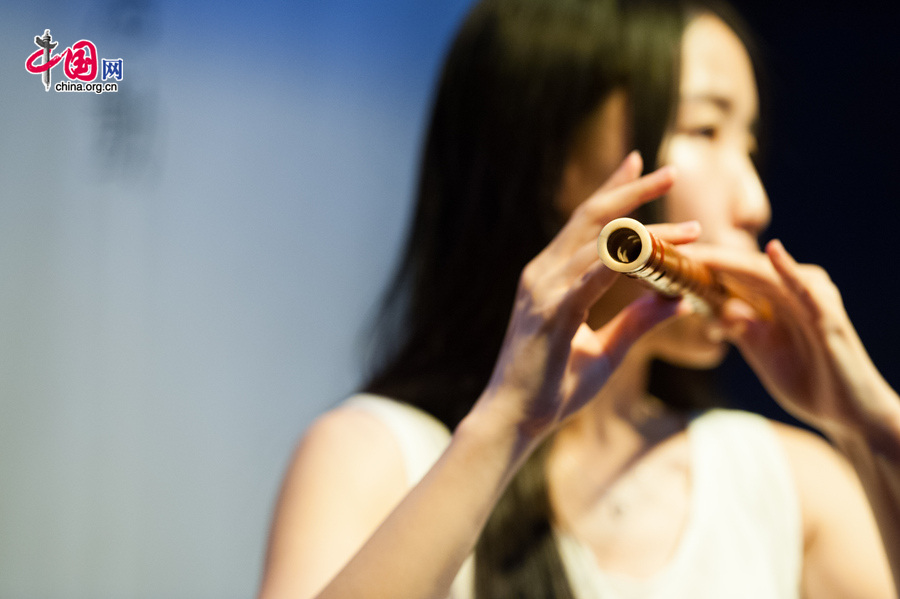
[662, 138, 730, 240]
[662, 139, 712, 221]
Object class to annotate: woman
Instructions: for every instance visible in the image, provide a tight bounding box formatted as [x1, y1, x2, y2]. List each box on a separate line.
[259, 0, 900, 597]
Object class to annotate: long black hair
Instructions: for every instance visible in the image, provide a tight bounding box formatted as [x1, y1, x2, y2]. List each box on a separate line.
[362, 0, 757, 596]
[364, 0, 684, 427]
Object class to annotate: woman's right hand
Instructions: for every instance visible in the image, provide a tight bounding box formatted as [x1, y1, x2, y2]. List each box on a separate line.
[471, 152, 697, 447]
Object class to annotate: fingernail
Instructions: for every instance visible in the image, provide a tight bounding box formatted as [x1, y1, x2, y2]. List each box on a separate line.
[681, 220, 701, 234]
[724, 298, 757, 322]
[656, 165, 677, 180]
[626, 149, 642, 169]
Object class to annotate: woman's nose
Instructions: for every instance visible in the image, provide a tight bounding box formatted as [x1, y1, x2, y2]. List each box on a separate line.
[733, 156, 771, 236]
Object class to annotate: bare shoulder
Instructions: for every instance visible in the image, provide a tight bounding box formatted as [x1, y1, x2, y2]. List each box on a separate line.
[282, 403, 409, 524]
[768, 422, 859, 530]
[768, 421, 893, 598]
[259, 403, 409, 599]
[769, 421, 851, 480]
[297, 403, 408, 482]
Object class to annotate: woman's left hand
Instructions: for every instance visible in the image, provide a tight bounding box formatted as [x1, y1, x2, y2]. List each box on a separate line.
[682, 240, 900, 443]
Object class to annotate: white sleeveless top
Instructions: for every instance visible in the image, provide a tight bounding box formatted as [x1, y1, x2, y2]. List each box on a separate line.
[343, 394, 803, 599]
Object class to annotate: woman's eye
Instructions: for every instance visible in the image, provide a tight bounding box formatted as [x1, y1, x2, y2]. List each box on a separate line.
[691, 126, 717, 139]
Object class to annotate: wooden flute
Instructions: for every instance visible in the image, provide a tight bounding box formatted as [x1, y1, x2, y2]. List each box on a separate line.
[596, 217, 771, 319]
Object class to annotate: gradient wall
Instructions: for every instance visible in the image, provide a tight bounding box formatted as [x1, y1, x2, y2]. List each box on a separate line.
[1, 2, 470, 597]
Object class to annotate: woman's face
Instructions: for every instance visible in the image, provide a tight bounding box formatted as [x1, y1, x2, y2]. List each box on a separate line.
[648, 12, 769, 368]
[661, 13, 769, 250]
[556, 12, 769, 369]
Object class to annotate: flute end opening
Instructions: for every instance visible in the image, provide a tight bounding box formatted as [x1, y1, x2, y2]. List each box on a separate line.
[606, 228, 643, 264]
[597, 217, 654, 273]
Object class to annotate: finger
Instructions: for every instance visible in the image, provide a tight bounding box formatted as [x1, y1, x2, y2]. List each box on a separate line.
[718, 273, 822, 395]
[554, 165, 676, 254]
[563, 295, 688, 417]
[586, 165, 677, 223]
[565, 252, 618, 314]
[645, 220, 702, 246]
[535, 164, 677, 288]
[766, 239, 824, 320]
[595, 150, 643, 194]
[724, 299, 821, 408]
[719, 296, 763, 340]
[718, 295, 791, 373]
[677, 243, 773, 275]
[554, 220, 702, 320]
[677, 243, 784, 296]
[595, 294, 688, 368]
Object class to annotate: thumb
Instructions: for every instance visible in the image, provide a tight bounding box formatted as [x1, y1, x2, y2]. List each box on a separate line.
[564, 295, 687, 417]
[599, 294, 688, 369]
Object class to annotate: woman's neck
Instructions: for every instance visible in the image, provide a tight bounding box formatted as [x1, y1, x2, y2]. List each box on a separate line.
[557, 343, 686, 455]
[547, 346, 692, 550]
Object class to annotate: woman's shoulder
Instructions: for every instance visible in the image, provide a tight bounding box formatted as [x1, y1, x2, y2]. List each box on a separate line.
[303, 394, 453, 487]
[261, 397, 423, 598]
[747, 417, 883, 561]
[292, 395, 410, 498]
[764, 419, 863, 515]
[764, 418, 856, 497]
[341, 394, 451, 441]
[766, 419, 838, 462]
[764, 420, 894, 595]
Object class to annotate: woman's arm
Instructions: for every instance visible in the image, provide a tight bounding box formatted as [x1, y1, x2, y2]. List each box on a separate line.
[776, 423, 895, 599]
[307, 395, 542, 599]
[825, 401, 900, 596]
[258, 153, 694, 599]
[257, 396, 540, 599]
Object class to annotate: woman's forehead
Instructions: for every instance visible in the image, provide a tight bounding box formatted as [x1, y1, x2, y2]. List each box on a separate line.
[679, 13, 758, 118]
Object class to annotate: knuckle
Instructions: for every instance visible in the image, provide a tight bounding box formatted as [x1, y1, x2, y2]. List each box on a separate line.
[804, 266, 841, 300]
[519, 261, 541, 290]
[804, 264, 829, 282]
[578, 196, 609, 222]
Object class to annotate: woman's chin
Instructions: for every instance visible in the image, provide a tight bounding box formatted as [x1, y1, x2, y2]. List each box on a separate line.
[648, 312, 730, 369]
